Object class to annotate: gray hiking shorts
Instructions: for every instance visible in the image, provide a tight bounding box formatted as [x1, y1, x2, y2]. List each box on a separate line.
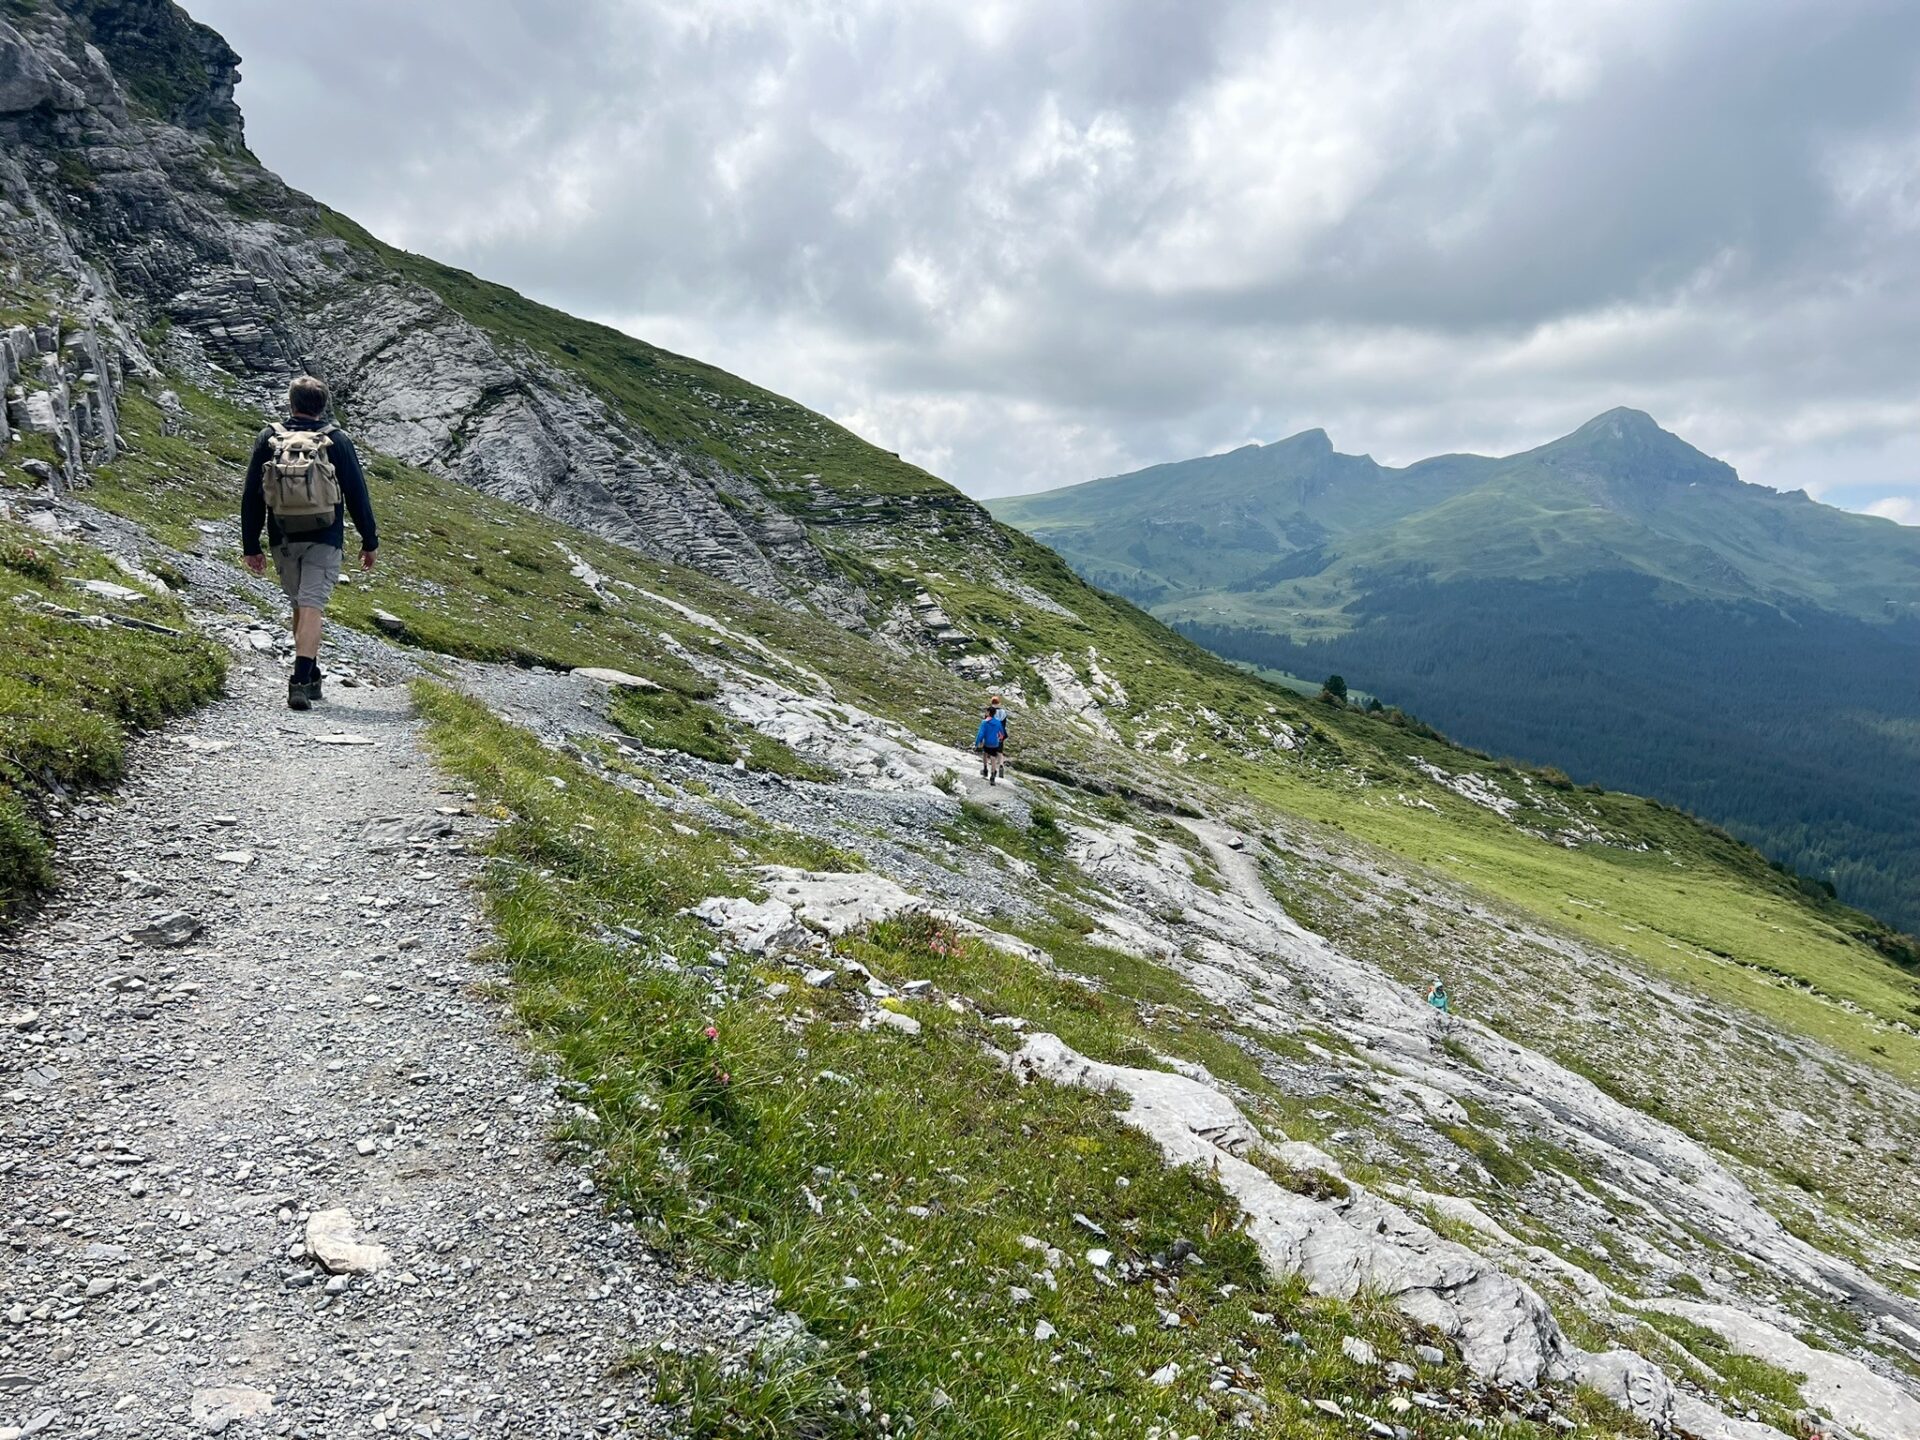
[273, 540, 343, 609]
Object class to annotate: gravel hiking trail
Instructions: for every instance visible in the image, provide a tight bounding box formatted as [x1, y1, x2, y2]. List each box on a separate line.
[1, 655, 769, 1439]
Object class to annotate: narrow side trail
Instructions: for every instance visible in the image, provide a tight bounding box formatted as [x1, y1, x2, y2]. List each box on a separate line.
[1, 659, 764, 1439]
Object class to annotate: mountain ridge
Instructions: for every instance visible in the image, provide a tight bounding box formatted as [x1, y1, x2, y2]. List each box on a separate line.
[1004, 406, 1862, 556]
[994, 413, 1920, 926]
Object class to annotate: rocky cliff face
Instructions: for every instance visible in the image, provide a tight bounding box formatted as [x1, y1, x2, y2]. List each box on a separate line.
[0, 0, 999, 630]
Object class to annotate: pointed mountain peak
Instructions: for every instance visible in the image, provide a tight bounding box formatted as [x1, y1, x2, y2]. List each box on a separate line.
[1549, 408, 1710, 461]
[1573, 406, 1664, 438]
[1269, 427, 1334, 457]
[1531, 407, 1737, 502]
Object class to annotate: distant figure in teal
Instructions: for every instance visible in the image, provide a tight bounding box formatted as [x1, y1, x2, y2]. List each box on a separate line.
[1426, 979, 1450, 1014]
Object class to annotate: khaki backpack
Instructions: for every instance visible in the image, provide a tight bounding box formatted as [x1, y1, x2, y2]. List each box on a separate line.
[262, 423, 341, 531]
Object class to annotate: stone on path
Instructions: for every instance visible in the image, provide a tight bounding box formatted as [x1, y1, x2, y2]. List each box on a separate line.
[130, 911, 201, 946]
[189, 1385, 273, 1432]
[304, 1208, 392, 1275]
[361, 814, 455, 852]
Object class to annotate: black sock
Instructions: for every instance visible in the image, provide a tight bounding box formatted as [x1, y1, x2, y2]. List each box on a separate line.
[293, 657, 316, 682]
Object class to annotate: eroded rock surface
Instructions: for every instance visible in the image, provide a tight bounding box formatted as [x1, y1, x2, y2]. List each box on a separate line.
[0, 0, 956, 630]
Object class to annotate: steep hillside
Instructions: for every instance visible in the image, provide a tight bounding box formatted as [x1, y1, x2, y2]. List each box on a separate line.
[5, 4, 1920, 1438]
[995, 413, 1920, 928]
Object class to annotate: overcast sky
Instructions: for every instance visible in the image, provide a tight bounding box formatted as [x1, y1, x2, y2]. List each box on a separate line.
[184, 0, 1920, 519]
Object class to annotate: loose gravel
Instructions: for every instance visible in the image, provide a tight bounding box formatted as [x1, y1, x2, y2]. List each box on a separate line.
[0, 651, 775, 1439]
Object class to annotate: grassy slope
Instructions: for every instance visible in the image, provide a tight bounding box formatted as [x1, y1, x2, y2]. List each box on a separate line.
[1233, 748, 1920, 1077]
[0, 510, 226, 914]
[415, 682, 1644, 1440]
[0, 285, 229, 915]
[83, 362, 1920, 1087]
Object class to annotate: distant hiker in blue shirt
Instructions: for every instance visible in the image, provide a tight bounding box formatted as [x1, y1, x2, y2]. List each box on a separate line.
[1426, 980, 1451, 1015]
[974, 702, 1009, 786]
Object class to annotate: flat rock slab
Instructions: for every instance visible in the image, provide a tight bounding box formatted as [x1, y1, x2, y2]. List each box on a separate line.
[189, 1384, 273, 1431]
[1641, 1299, 1920, 1440]
[304, 1208, 392, 1275]
[691, 895, 818, 956]
[572, 666, 659, 689]
[362, 814, 457, 852]
[129, 910, 201, 946]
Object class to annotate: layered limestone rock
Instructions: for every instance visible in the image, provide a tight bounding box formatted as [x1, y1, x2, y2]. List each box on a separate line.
[1005, 1031, 1576, 1387]
[1639, 1300, 1920, 1440]
[0, 312, 124, 489]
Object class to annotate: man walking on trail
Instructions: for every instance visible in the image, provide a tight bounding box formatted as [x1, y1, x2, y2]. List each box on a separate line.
[241, 376, 378, 711]
[975, 701, 1008, 786]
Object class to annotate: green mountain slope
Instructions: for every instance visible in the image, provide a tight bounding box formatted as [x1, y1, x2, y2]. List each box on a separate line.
[995, 412, 1920, 927]
[999, 409, 1920, 621]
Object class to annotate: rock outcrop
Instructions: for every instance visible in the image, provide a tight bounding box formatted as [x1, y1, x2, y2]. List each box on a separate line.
[1006, 1031, 1577, 1389]
[0, 0, 981, 632]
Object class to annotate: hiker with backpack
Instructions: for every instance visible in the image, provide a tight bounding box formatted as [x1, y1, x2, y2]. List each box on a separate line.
[974, 701, 1009, 786]
[241, 375, 378, 711]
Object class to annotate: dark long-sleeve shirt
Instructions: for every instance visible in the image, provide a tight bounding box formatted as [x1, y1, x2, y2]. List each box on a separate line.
[240, 416, 378, 556]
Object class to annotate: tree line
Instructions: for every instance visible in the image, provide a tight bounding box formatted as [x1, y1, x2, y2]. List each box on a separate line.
[1177, 571, 1920, 933]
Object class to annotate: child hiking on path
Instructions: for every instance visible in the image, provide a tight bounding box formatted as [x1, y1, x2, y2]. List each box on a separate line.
[975, 701, 1009, 786]
[241, 375, 378, 711]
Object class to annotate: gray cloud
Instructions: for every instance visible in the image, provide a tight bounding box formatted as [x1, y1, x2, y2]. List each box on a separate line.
[186, 0, 1920, 514]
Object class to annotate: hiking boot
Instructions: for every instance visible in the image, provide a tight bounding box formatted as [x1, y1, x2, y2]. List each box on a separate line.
[308, 668, 324, 702]
[287, 676, 311, 711]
